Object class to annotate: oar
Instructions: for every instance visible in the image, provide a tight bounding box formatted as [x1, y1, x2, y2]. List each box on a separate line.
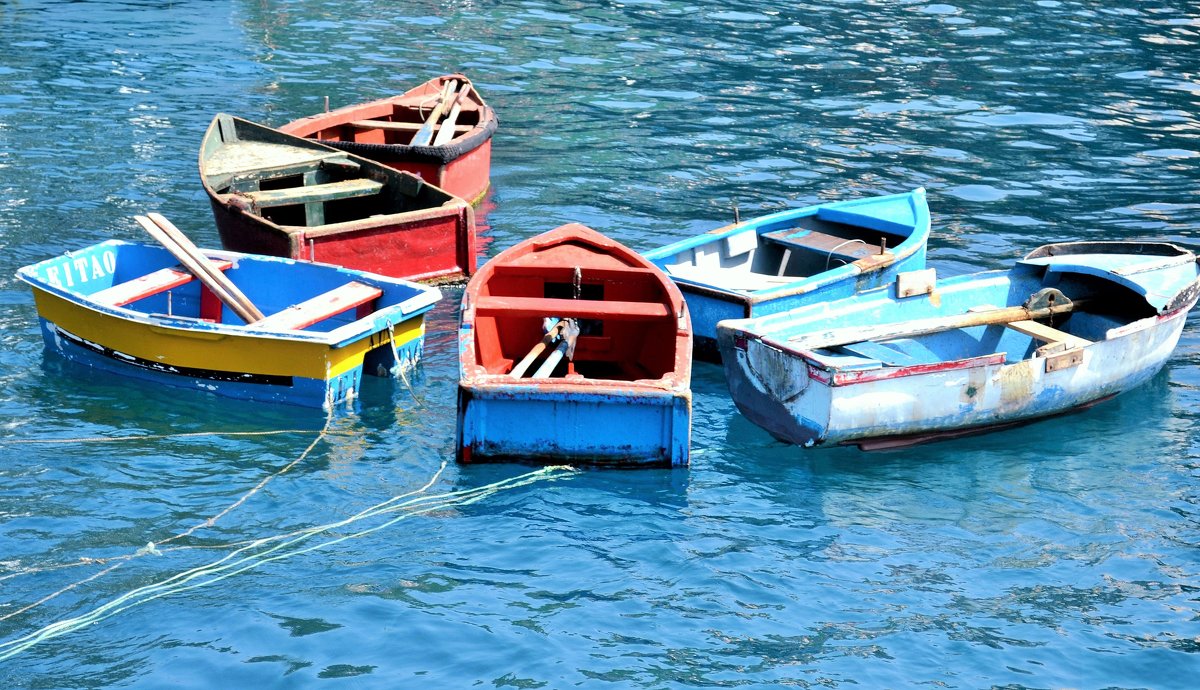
[146, 213, 265, 322]
[532, 319, 581, 378]
[410, 79, 458, 146]
[134, 214, 265, 324]
[509, 318, 570, 378]
[785, 289, 1083, 351]
[431, 83, 471, 146]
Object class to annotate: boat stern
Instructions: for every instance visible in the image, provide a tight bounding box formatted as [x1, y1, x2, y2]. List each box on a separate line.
[456, 379, 691, 468]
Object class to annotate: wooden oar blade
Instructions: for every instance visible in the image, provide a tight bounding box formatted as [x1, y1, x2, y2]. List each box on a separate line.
[431, 83, 472, 147]
[135, 214, 264, 324]
[410, 79, 459, 146]
[509, 318, 568, 378]
[145, 213, 265, 321]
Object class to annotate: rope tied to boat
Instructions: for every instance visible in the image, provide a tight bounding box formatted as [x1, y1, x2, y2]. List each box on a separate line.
[0, 464, 577, 660]
[386, 320, 428, 408]
[0, 412, 335, 623]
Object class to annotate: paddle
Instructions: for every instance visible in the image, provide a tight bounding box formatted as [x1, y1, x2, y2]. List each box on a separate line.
[531, 319, 581, 378]
[784, 288, 1082, 351]
[431, 83, 471, 146]
[134, 214, 265, 324]
[510, 318, 571, 378]
[409, 79, 458, 146]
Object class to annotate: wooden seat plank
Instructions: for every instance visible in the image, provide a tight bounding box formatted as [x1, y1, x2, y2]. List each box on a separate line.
[1006, 320, 1091, 349]
[347, 120, 472, 135]
[489, 263, 661, 282]
[762, 228, 884, 259]
[236, 178, 384, 208]
[253, 281, 383, 331]
[665, 263, 793, 292]
[91, 260, 234, 307]
[474, 295, 671, 321]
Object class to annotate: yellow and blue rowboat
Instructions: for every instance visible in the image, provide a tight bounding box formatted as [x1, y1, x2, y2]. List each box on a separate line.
[18, 240, 440, 408]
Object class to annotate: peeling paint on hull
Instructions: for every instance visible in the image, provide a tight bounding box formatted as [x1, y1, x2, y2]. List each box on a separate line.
[718, 241, 1200, 449]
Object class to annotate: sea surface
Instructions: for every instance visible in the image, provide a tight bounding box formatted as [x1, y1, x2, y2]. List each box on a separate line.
[1, 1, 1198, 687]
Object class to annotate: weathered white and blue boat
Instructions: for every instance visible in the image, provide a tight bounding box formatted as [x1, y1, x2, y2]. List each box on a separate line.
[457, 223, 692, 467]
[18, 225, 441, 408]
[645, 188, 930, 361]
[717, 241, 1200, 450]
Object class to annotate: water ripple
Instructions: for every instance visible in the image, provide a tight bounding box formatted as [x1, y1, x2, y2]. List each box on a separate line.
[1, 0, 1199, 686]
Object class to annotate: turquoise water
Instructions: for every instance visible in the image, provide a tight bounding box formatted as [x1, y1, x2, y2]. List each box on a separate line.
[2, 0, 1199, 686]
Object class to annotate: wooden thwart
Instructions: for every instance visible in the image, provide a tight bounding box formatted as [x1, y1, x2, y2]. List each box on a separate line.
[839, 340, 924, 367]
[489, 263, 660, 282]
[252, 281, 382, 331]
[1006, 319, 1091, 349]
[92, 260, 234, 307]
[762, 228, 886, 258]
[236, 178, 383, 208]
[347, 120, 471, 135]
[474, 296, 670, 321]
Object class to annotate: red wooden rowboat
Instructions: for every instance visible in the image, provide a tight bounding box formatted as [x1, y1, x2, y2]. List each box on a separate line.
[457, 223, 693, 467]
[279, 74, 497, 205]
[200, 114, 476, 284]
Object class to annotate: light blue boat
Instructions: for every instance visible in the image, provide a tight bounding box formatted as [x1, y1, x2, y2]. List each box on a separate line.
[645, 188, 930, 361]
[717, 241, 1200, 450]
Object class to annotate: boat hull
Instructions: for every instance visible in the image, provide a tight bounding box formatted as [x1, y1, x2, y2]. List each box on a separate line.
[646, 189, 931, 361]
[278, 74, 497, 204]
[201, 114, 477, 284]
[209, 196, 476, 285]
[306, 137, 493, 207]
[722, 307, 1189, 448]
[677, 248, 926, 361]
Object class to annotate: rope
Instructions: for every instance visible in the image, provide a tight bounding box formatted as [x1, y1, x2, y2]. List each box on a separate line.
[396, 366, 427, 409]
[824, 239, 868, 270]
[389, 321, 428, 409]
[157, 416, 332, 546]
[0, 455, 443, 587]
[0, 413, 336, 621]
[0, 464, 574, 660]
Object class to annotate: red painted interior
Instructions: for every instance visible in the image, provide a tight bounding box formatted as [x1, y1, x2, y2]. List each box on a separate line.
[278, 74, 495, 203]
[466, 225, 689, 383]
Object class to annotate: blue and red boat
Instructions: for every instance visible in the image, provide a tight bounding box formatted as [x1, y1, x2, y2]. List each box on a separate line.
[457, 223, 692, 467]
[717, 241, 1200, 449]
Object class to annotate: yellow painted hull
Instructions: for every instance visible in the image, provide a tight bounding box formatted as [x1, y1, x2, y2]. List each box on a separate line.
[34, 290, 424, 379]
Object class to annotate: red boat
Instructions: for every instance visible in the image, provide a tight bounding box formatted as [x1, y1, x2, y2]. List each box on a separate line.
[457, 224, 693, 467]
[200, 114, 476, 284]
[279, 74, 497, 205]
